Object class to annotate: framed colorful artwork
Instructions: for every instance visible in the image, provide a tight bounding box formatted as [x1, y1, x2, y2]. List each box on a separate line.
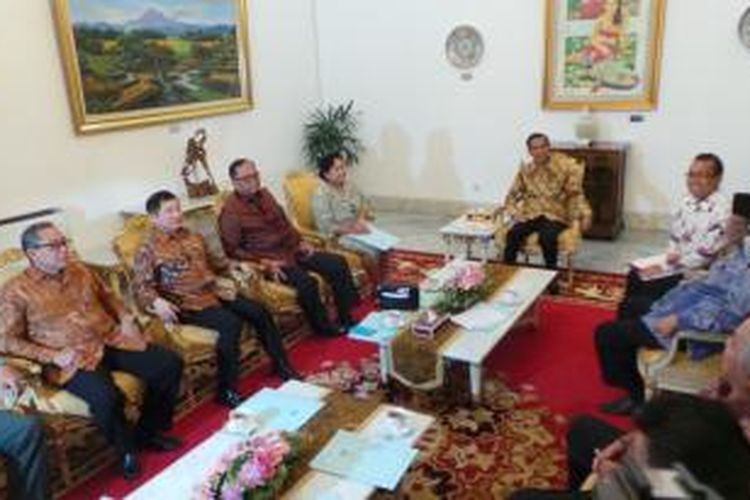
[52, 0, 253, 134]
[543, 0, 666, 110]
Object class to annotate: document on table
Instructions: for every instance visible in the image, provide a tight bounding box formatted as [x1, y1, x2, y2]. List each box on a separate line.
[451, 303, 511, 330]
[349, 311, 410, 343]
[233, 387, 324, 432]
[310, 430, 419, 490]
[629, 253, 683, 281]
[343, 225, 400, 251]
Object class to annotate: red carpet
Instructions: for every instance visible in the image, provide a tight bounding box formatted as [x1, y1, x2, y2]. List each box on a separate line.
[62, 252, 629, 499]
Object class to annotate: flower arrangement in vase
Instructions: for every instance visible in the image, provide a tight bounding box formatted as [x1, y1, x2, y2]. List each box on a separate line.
[434, 261, 490, 314]
[196, 431, 297, 500]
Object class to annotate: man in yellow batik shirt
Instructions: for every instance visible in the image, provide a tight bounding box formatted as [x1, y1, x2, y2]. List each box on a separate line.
[500, 132, 592, 269]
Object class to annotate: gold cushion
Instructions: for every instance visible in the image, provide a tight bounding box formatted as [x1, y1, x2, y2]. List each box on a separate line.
[283, 171, 321, 231]
[112, 371, 145, 407]
[112, 215, 152, 268]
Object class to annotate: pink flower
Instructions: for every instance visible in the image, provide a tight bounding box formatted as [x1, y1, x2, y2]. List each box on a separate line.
[454, 263, 485, 291]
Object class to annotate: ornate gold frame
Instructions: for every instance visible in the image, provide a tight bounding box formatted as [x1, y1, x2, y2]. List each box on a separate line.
[543, 0, 666, 110]
[52, 0, 253, 134]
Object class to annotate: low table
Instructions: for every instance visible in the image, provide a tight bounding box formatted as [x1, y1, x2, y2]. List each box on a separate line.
[439, 215, 498, 262]
[353, 266, 556, 402]
[127, 384, 432, 499]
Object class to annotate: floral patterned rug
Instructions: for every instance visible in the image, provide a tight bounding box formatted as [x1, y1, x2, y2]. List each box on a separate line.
[306, 357, 567, 499]
[383, 248, 626, 306]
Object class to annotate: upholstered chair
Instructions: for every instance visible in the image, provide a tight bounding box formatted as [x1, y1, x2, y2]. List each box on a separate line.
[281, 171, 372, 295]
[637, 330, 726, 398]
[494, 160, 588, 288]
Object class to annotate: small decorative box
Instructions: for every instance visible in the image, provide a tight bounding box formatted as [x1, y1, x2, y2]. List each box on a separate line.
[411, 309, 450, 340]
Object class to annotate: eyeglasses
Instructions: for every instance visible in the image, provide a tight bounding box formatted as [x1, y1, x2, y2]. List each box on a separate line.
[233, 172, 259, 183]
[31, 238, 69, 250]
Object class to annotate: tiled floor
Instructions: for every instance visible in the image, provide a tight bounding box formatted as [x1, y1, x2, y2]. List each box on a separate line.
[376, 211, 664, 274]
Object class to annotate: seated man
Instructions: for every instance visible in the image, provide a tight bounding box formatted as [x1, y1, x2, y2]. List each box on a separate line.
[219, 158, 359, 336]
[596, 206, 750, 415]
[0, 222, 183, 479]
[509, 317, 750, 499]
[499, 132, 591, 269]
[509, 394, 750, 500]
[619, 153, 729, 320]
[0, 362, 48, 500]
[134, 191, 301, 409]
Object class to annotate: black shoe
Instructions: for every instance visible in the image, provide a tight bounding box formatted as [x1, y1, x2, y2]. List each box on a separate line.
[274, 362, 302, 381]
[121, 452, 140, 480]
[216, 388, 243, 408]
[599, 396, 639, 416]
[138, 432, 182, 452]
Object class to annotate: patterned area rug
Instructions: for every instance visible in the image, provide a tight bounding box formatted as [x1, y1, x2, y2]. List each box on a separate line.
[384, 248, 626, 306]
[306, 358, 567, 499]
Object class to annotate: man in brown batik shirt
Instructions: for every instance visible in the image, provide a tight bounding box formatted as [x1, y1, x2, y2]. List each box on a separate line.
[219, 158, 359, 336]
[0, 222, 183, 480]
[133, 190, 300, 409]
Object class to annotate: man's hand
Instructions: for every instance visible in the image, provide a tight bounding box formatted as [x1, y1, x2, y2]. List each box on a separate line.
[53, 347, 79, 370]
[639, 264, 665, 278]
[739, 417, 750, 444]
[666, 252, 681, 266]
[580, 214, 592, 232]
[654, 314, 679, 338]
[592, 434, 632, 476]
[152, 297, 180, 325]
[115, 314, 147, 350]
[0, 365, 23, 396]
[298, 241, 315, 256]
[264, 260, 287, 281]
[215, 277, 238, 301]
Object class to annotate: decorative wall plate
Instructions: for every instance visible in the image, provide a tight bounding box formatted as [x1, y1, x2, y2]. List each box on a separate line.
[739, 7, 750, 50]
[445, 25, 484, 70]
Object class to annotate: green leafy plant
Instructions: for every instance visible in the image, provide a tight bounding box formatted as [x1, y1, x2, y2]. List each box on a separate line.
[303, 100, 364, 167]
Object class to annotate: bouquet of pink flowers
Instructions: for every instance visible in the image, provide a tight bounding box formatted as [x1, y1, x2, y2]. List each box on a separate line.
[196, 431, 297, 500]
[434, 262, 490, 314]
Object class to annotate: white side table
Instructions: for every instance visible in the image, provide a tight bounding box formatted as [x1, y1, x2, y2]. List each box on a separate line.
[439, 215, 498, 262]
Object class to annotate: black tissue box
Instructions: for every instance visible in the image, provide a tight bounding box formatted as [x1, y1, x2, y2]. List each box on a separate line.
[377, 283, 420, 310]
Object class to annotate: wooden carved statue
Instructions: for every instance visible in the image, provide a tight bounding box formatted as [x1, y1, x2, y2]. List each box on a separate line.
[181, 128, 219, 199]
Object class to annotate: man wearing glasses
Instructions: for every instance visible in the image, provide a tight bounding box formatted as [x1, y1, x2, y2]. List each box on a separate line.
[218, 158, 359, 337]
[619, 153, 729, 320]
[0, 222, 184, 480]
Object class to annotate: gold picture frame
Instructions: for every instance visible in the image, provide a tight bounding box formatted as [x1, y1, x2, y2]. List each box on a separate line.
[52, 0, 253, 134]
[543, 0, 666, 110]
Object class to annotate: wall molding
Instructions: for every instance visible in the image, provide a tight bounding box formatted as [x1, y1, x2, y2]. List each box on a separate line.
[371, 195, 669, 231]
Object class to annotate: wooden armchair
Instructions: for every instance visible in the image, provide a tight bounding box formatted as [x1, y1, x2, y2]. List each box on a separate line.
[637, 330, 727, 398]
[494, 161, 588, 288]
[0, 248, 145, 492]
[282, 170, 372, 294]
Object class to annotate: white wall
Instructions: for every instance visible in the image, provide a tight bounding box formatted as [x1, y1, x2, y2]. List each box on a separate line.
[315, 0, 750, 218]
[0, 0, 321, 252]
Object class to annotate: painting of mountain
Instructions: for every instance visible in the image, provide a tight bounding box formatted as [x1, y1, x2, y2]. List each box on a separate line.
[53, 0, 252, 133]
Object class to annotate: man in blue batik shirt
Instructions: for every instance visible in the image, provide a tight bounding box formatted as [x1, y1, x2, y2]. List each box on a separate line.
[595, 194, 750, 416]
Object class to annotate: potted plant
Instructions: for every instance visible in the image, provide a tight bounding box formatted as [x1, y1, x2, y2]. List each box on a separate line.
[302, 100, 364, 167]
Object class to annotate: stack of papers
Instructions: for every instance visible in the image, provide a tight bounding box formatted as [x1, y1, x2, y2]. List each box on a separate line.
[629, 253, 682, 281]
[451, 303, 510, 330]
[343, 225, 400, 251]
[349, 311, 410, 343]
[232, 387, 324, 433]
[310, 430, 419, 490]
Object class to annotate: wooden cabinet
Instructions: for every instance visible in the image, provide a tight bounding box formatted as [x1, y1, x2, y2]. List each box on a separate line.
[552, 142, 628, 240]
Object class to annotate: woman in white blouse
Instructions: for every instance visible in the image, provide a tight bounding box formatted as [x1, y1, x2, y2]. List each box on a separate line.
[312, 152, 380, 279]
[619, 153, 730, 319]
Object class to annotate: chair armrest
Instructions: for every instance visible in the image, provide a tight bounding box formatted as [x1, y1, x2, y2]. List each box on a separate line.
[675, 330, 728, 344]
[4, 356, 42, 376]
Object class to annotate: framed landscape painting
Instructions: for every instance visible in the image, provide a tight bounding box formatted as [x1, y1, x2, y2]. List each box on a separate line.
[543, 0, 665, 110]
[52, 0, 252, 134]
